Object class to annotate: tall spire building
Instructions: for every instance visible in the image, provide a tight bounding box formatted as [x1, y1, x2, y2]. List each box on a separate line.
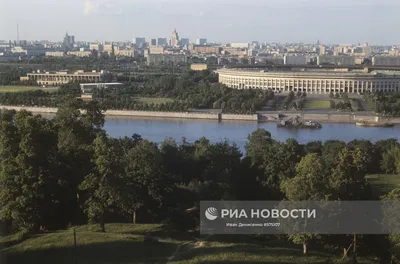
[63, 31, 75, 51]
[169, 29, 180, 47]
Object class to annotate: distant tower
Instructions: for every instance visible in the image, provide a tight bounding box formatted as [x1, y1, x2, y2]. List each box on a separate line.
[63, 31, 69, 51]
[170, 29, 180, 47]
[317, 40, 320, 45]
[63, 31, 75, 51]
[17, 23, 20, 44]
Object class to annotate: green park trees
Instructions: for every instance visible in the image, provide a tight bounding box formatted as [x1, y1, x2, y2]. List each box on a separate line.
[0, 110, 64, 230]
[281, 153, 328, 255]
[79, 134, 124, 232]
[364, 92, 400, 116]
[0, 73, 274, 114]
[0, 97, 399, 262]
[121, 140, 169, 224]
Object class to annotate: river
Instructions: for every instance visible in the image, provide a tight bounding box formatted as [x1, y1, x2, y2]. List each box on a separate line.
[103, 117, 400, 152]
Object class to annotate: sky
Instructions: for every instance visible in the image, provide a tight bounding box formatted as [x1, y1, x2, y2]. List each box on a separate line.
[1, 0, 400, 44]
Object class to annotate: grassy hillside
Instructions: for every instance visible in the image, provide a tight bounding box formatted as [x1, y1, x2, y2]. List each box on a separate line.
[0, 223, 380, 264]
[1, 224, 188, 264]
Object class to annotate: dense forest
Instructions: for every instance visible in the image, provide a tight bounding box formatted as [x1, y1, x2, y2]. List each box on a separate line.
[0, 98, 400, 262]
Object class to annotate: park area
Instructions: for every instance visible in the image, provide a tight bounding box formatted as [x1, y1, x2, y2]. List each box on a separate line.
[0, 86, 59, 93]
[133, 97, 174, 105]
[303, 99, 331, 109]
[0, 223, 379, 264]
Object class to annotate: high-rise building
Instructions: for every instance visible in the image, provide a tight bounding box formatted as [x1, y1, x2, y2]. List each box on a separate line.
[90, 43, 103, 52]
[150, 39, 157, 46]
[103, 43, 115, 55]
[196, 38, 207, 46]
[318, 45, 326, 55]
[372, 56, 400, 66]
[363, 46, 373, 57]
[133, 37, 146, 47]
[248, 49, 257, 57]
[63, 31, 75, 51]
[169, 29, 179, 47]
[317, 55, 355, 66]
[284, 55, 309, 65]
[157, 38, 167, 46]
[180, 38, 190, 47]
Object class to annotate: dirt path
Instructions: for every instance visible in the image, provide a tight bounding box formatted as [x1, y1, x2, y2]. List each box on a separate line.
[167, 235, 212, 263]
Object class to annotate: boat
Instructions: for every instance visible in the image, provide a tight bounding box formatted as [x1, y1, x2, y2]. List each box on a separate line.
[277, 119, 298, 128]
[277, 117, 322, 129]
[355, 121, 394, 127]
[301, 120, 323, 129]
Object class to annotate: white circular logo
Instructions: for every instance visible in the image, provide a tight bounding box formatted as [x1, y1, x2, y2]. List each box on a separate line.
[205, 207, 218, 220]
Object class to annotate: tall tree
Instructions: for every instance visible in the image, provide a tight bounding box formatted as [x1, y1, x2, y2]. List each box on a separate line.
[121, 140, 170, 224]
[54, 98, 105, 224]
[0, 111, 63, 231]
[329, 148, 371, 200]
[381, 146, 400, 174]
[79, 134, 124, 232]
[281, 153, 328, 255]
[281, 153, 330, 201]
[347, 140, 379, 173]
[245, 129, 274, 167]
[322, 140, 346, 169]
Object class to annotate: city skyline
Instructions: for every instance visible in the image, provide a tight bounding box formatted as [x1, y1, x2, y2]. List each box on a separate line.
[1, 0, 400, 44]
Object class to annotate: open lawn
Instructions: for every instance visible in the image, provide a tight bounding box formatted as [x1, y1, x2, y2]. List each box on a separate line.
[0, 86, 59, 93]
[134, 97, 174, 105]
[171, 240, 377, 264]
[0, 224, 188, 264]
[366, 174, 400, 198]
[0, 223, 379, 264]
[303, 100, 331, 109]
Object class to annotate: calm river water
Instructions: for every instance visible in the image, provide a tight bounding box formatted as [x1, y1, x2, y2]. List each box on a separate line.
[103, 117, 400, 152]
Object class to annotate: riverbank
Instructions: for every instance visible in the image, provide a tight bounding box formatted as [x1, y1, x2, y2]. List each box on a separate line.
[1, 105, 400, 124]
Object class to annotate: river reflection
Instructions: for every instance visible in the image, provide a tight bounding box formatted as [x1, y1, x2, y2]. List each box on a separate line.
[103, 116, 400, 153]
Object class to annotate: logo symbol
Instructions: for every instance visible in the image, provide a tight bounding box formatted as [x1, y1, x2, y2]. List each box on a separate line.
[205, 207, 218, 220]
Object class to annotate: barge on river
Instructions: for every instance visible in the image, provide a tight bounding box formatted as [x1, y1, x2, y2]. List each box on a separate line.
[277, 116, 322, 129]
[355, 121, 394, 127]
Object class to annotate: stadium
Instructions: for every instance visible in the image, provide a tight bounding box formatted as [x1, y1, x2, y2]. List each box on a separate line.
[217, 68, 400, 94]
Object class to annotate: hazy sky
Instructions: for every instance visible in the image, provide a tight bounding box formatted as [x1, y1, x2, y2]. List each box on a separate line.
[1, 0, 400, 44]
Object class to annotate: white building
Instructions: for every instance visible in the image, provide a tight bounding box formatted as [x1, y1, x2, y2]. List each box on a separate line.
[317, 55, 355, 66]
[217, 68, 400, 94]
[230, 43, 249, 49]
[372, 56, 400, 66]
[169, 29, 179, 47]
[11, 46, 47, 56]
[80, 83, 124, 93]
[45, 51, 65, 57]
[284, 55, 309, 65]
[147, 54, 187, 65]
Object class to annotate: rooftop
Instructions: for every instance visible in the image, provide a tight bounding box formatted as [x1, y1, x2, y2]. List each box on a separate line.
[80, 83, 123, 86]
[218, 68, 400, 78]
[28, 70, 103, 76]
